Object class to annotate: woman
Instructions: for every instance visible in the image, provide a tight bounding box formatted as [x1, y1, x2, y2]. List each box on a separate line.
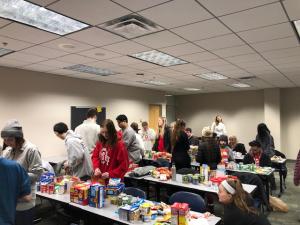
[256, 123, 275, 158]
[1, 119, 43, 225]
[92, 119, 129, 182]
[211, 115, 227, 137]
[171, 119, 191, 170]
[153, 117, 171, 153]
[218, 178, 271, 225]
[196, 126, 221, 170]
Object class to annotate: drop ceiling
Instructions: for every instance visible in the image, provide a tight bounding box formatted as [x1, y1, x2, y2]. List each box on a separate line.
[0, 0, 299, 95]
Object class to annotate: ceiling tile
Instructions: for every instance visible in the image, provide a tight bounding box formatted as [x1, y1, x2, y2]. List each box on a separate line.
[48, 0, 131, 25]
[221, 69, 253, 78]
[195, 33, 244, 51]
[67, 27, 125, 47]
[226, 53, 265, 64]
[160, 43, 204, 57]
[251, 36, 299, 52]
[3, 52, 47, 63]
[112, 0, 171, 11]
[0, 58, 30, 67]
[78, 48, 121, 60]
[171, 19, 231, 41]
[0, 35, 34, 51]
[195, 58, 229, 67]
[197, 0, 278, 16]
[0, 23, 58, 44]
[261, 47, 300, 59]
[181, 51, 219, 62]
[102, 40, 150, 55]
[41, 37, 93, 53]
[220, 3, 288, 32]
[209, 64, 240, 72]
[150, 67, 176, 74]
[49, 69, 78, 75]
[21, 46, 68, 58]
[56, 54, 97, 64]
[238, 22, 295, 44]
[268, 55, 300, 65]
[257, 73, 295, 87]
[212, 45, 255, 58]
[171, 63, 208, 74]
[133, 30, 186, 48]
[237, 60, 271, 69]
[128, 62, 161, 70]
[38, 59, 74, 68]
[22, 63, 57, 72]
[105, 56, 142, 65]
[283, 0, 300, 20]
[139, 0, 212, 29]
[0, 18, 11, 28]
[27, 0, 58, 6]
[86, 60, 120, 69]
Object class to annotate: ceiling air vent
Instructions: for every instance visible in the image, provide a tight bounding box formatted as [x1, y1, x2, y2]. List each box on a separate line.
[99, 14, 164, 39]
[239, 76, 256, 80]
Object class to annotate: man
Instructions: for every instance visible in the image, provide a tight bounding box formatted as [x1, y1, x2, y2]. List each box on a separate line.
[139, 121, 156, 151]
[243, 140, 271, 167]
[53, 122, 93, 181]
[75, 108, 101, 154]
[228, 135, 247, 155]
[116, 115, 142, 163]
[185, 128, 199, 146]
[0, 156, 32, 225]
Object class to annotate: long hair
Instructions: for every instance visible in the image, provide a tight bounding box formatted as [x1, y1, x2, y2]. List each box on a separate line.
[226, 178, 258, 215]
[99, 119, 118, 147]
[2, 137, 25, 150]
[171, 119, 186, 149]
[257, 123, 270, 138]
[157, 117, 167, 137]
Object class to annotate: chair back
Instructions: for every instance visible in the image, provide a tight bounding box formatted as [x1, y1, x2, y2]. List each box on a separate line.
[169, 191, 206, 213]
[124, 187, 146, 199]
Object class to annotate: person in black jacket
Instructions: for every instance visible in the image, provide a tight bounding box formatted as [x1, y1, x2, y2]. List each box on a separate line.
[256, 123, 275, 158]
[152, 117, 171, 153]
[218, 178, 271, 225]
[228, 135, 247, 155]
[185, 128, 199, 146]
[171, 119, 191, 170]
[243, 140, 271, 167]
[196, 126, 221, 170]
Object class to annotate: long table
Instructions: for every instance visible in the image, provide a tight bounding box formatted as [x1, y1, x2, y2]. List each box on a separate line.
[37, 192, 221, 225]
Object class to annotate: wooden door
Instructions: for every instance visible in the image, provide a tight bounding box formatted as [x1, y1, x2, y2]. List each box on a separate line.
[149, 104, 161, 130]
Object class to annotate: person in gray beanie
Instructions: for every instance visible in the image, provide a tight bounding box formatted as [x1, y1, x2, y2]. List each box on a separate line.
[1, 119, 43, 225]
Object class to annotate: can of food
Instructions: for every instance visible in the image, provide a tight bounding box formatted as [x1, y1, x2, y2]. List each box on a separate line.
[182, 175, 189, 183]
[192, 175, 199, 185]
[48, 184, 54, 194]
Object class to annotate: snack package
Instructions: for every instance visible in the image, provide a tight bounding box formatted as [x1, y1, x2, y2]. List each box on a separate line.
[88, 183, 105, 208]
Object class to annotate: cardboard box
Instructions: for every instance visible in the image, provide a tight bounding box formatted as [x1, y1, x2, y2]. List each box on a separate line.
[70, 183, 90, 205]
[88, 184, 105, 208]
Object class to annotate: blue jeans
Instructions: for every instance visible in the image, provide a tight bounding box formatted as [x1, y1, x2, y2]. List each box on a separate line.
[16, 208, 34, 225]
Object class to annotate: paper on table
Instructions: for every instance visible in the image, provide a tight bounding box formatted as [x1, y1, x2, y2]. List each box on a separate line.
[176, 174, 183, 182]
[189, 217, 210, 225]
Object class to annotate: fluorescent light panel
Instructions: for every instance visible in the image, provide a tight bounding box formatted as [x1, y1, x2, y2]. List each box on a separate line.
[0, 48, 14, 56]
[131, 50, 188, 67]
[230, 83, 251, 88]
[64, 64, 118, 76]
[195, 72, 228, 80]
[183, 88, 201, 91]
[0, 0, 89, 35]
[293, 20, 300, 38]
[141, 80, 168, 86]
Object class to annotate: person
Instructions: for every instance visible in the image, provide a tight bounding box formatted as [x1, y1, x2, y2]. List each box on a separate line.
[0, 156, 32, 225]
[196, 126, 221, 170]
[185, 128, 199, 146]
[42, 160, 55, 174]
[92, 119, 129, 182]
[219, 135, 234, 165]
[1, 119, 43, 225]
[218, 178, 271, 225]
[75, 108, 101, 154]
[53, 122, 93, 181]
[171, 119, 191, 170]
[294, 149, 300, 222]
[116, 114, 142, 163]
[130, 122, 145, 153]
[255, 123, 275, 158]
[153, 117, 171, 153]
[139, 121, 156, 151]
[229, 135, 247, 155]
[243, 141, 271, 167]
[211, 115, 227, 137]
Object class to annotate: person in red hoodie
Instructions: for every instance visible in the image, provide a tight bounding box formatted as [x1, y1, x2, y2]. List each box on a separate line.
[92, 119, 129, 181]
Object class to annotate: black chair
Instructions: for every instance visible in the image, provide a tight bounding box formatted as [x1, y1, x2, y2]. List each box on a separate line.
[124, 187, 146, 199]
[169, 191, 206, 213]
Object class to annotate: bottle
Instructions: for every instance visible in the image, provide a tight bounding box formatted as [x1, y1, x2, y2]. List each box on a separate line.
[171, 164, 176, 181]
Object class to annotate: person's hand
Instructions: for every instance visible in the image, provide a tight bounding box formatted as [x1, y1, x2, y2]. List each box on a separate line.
[63, 161, 69, 169]
[94, 168, 101, 176]
[101, 172, 109, 179]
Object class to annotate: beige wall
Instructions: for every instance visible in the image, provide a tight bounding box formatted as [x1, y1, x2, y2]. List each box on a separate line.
[0, 67, 165, 158]
[176, 90, 265, 151]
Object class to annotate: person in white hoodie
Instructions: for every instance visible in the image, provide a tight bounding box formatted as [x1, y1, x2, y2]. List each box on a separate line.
[75, 108, 101, 154]
[53, 122, 93, 181]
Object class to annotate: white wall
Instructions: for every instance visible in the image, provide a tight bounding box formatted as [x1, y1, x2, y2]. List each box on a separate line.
[176, 90, 265, 150]
[0, 67, 165, 158]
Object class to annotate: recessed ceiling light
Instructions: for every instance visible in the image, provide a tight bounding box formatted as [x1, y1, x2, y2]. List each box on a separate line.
[94, 52, 105, 56]
[195, 72, 228, 80]
[293, 20, 300, 39]
[140, 80, 168, 86]
[0, 0, 89, 35]
[0, 47, 14, 56]
[99, 14, 164, 39]
[130, 50, 188, 67]
[64, 64, 118, 76]
[165, 94, 173, 97]
[230, 83, 251, 88]
[183, 88, 201, 91]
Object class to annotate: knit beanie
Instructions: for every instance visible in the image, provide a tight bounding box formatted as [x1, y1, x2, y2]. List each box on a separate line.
[1, 119, 23, 138]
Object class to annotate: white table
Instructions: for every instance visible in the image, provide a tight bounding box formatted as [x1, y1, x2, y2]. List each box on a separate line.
[37, 192, 70, 204]
[44, 155, 67, 164]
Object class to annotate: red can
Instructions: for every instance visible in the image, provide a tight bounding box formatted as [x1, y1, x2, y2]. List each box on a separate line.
[48, 184, 54, 194]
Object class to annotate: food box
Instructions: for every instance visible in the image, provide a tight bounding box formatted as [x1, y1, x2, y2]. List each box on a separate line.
[88, 183, 105, 208]
[70, 183, 90, 205]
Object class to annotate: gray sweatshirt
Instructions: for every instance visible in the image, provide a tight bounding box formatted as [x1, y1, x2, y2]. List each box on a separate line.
[3, 141, 43, 211]
[65, 130, 93, 178]
[122, 127, 142, 163]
